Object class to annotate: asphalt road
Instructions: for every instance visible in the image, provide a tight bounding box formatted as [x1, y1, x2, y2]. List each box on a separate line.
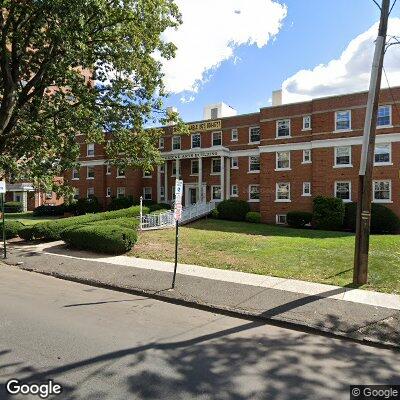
[0, 265, 399, 400]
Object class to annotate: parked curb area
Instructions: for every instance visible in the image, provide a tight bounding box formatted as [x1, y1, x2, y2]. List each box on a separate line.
[4, 242, 400, 350]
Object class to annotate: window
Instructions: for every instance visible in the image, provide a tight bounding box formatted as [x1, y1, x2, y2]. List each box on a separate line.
[211, 185, 222, 201]
[249, 126, 261, 143]
[276, 214, 287, 225]
[211, 158, 221, 174]
[374, 143, 391, 165]
[276, 183, 291, 202]
[143, 187, 152, 200]
[276, 119, 290, 138]
[212, 131, 222, 146]
[335, 110, 351, 131]
[117, 187, 125, 198]
[377, 105, 391, 127]
[231, 184, 238, 197]
[117, 168, 125, 178]
[45, 191, 52, 199]
[159, 164, 165, 174]
[143, 170, 152, 178]
[373, 180, 391, 202]
[73, 188, 79, 200]
[211, 107, 218, 119]
[87, 143, 95, 157]
[303, 149, 312, 163]
[303, 115, 311, 130]
[72, 168, 79, 180]
[159, 137, 165, 149]
[106, 187, 112, 198]
[87, 166, 95, 179]
[231, 157, 238, 169]
[106, 164, 111, 175]
[335, 181, 351, 202]
[191, 133, 201, 149]
[172, 136, 181, 150]
[276, 151, 290, 170]
[231, 128, 238, 141]
[249, 185, 260, 202]
[334, 146, 352, 167]
[160, 186, 165, 201]
[302, 182, 311, 196]
[87, 187, 94, 198]
[191, 159, 199, 175]
[249, 156, 260, 172]
[172, 161, 179, 177]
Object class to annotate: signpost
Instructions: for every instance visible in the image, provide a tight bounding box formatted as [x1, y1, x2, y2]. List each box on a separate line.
[0, 180, 6, 259]
[172, 179, 183, 288]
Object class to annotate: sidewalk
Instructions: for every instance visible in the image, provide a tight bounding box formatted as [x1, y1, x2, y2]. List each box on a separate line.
[4, 240, 400, 348]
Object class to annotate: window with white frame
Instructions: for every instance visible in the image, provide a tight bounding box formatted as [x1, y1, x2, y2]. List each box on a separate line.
[231, 157, 238, 169]
[172, 161, 179, 177]
[73, 188, 79, 200]
[249, 126, 260, 143]
[231, 184, 238, 197]
[117, 187, 125, 198]
[159, 164, 165, 174]
[276, 182, 291, 201]
[143, 187, 152, 200]
[374, 143, 391, 164]
[143, 170, 152, 178]
[87, 143, 95, 157]
[87, 187, 94, 198]
[303, 149, 312, 163]
[249, 156, 260, 172]
[302, 182, 311, 196]
[106, 187, 112, 197]
[276, 119, 290, 138]
[106, 164, 111, 175]
[276, 151, 290, 170]
[211, 107, 218, 119]
[211, 185, 222, 201]
[160, 186, 165, 201]
[276, 214, 287, 225]
[231, 128, 238, 141]
[191, 133, 201, 149]
[117, 168, 125, 178]
[249, 185, 260, 201]
[72, 168, 79, 180]
[159, 137, 165, 149]
[172, 136, 181, 150]
[87, 166, 95, 179]
[212, 131, 222, 146]
[211, 158, 221, 174]
[335, 110, 351, 131]
[303, 115, 311, 130]
[335, 181, 351, 202]
[373, 180, 391, 202]
[191, 159, 199, 175]
[377, 105, 391, 127]
[335, 146, 351, 166]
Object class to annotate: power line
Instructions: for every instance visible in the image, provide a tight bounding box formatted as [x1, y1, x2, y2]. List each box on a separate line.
[389, 0, 397, 15]
[382, 66, 400, 122]
[372, 0, 381, 9]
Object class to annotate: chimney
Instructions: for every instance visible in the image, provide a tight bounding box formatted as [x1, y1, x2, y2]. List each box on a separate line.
[272, 90, 282, 106]
[166, 106, 178, 126]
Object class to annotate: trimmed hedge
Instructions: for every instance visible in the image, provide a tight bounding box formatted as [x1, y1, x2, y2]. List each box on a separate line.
[61, 224, 137, 254]
[76, 197, 102, 215]
[287, 211, 313, 228]
[245, 212, 261, 223]
[108, 196, 135, 211]
[0, 221, 25, 239]
[313, 196, 345, 231]
[344, 202, 400, 234]
[4, 201, 23, 213]
[210, 208, 219, 219]
[19, 226, 35, 241]
[216, 199, 250, 221]
[33, 204, 65, 216]
[149, 203, 171, 212]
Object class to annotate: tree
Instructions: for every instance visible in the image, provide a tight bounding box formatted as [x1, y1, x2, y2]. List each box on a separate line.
[0, 0, 187, 195]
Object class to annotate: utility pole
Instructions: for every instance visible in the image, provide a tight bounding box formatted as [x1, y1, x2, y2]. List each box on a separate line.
[354, 0, 390, 285]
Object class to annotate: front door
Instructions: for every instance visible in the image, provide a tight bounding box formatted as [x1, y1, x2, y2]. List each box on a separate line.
[189, 188, 197, 205]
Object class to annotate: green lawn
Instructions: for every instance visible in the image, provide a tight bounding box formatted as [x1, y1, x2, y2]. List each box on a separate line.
[5, 212, 60, 225]
[131, 219, 400, 294]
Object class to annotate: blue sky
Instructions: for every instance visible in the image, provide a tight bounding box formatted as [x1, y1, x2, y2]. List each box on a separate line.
[161, 0, 400, 122]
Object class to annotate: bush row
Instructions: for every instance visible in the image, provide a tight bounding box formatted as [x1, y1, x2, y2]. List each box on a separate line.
[4, 201, 23, 213]
[0, 221, 25, 239]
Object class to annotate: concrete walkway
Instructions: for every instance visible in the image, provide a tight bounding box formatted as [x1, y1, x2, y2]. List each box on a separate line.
[4, 240, 400, 348]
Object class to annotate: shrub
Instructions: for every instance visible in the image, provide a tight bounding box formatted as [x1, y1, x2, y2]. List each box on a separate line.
[245, 211, 261, 223]
[18, 226, 35, 241]
[61, 224, 137, 254]
[149, 209, 170, 215]
[33, 204, 65, 216]
[287, 211, 313, 228]
[76, 197, 102, 215]
[0, 221, 25, 239]
[157, 203, 171, 210]
[217, 199, 250, 221]
[344, 202, 400, 234]
[142, 200, 156, 208]
[313, 196, 345, 231]
[4, 201, 23, 213]
[210, 208, 219, 219]
[108, 196, 135, 211]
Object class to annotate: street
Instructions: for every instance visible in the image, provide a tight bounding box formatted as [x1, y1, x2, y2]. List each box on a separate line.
[0, 265, 399, 400]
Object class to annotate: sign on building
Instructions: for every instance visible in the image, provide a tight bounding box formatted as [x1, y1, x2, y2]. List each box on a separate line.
[187, 120, 221, 132]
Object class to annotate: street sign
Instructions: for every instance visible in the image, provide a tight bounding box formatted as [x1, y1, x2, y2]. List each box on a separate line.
[175, 179, 183, 198]
[172, 179, 184, 288]
[0, 180, 6, 194]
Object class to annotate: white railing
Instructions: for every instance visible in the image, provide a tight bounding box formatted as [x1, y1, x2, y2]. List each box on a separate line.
[181, 201, 216, 224]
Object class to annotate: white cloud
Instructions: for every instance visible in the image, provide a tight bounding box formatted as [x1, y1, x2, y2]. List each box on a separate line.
[162, 0, 287, 94]
[282, 18, 400, 104]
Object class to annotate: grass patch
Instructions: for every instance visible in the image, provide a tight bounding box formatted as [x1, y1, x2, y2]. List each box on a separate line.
[4, 212, 60, 225]
[131, 219, 400, 294]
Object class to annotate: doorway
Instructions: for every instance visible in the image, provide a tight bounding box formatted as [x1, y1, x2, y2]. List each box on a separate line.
[185, 184, 206, 207]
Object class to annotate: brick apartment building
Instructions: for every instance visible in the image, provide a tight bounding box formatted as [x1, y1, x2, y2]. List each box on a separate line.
[65, 87, 400, 224]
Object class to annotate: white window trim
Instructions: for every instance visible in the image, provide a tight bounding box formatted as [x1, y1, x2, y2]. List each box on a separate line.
[275, 151, 291, 171]
[248, 184, 260, 203]
[86, 167, 95, 180]
[117, 168, 126, 178]
[276, 119, 291, 139]
[212, 131, 222, 147]
[248, 156, 260, 174]
[276, 214, 287, 225]
[143, 187, 152, 201]
[334, 181, 352, 203]
[374, 142, 393, 166]
[172, 135, 181, 151]
[231, 128, 238, 142]
[302, 149, 312, 164]
[231, 157, 239, 169]
[171, 161, 179, 177]
[191, 133, 201, 149]
[211, 185, 222, 201]
[159, 137, 165, 149]
[211, 158, 222, 175]
[334, 146, 353, 168]
[106, 165, 111, 175]
[72, 169, 79, 180]
[231, 184, 238, 197]
[87, 188, 95, 197]
[190, 159, 199, 176]
[302, 115, 312, 131]
[275, 182, 291, 203]
[116, 187, 126, 198]
[86, 143, 95, 157]
[106, 187, 111, 198]
[372, 179, 392, 203]
[248, 126, 261, 144]
[377, 105, 393, 129]
[334, 110, 352, 133]
[302, 182, 311, 197]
